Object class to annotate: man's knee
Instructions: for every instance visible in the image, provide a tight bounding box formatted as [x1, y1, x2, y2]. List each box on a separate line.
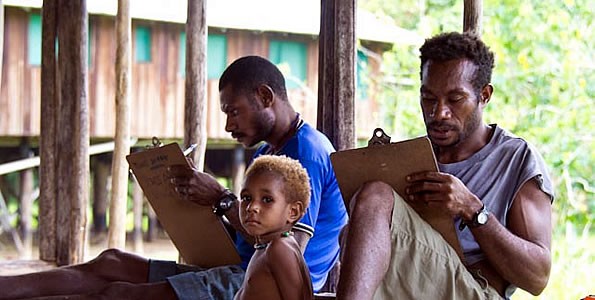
[349, 181, 395, 215]
[85, 248, 149, 283]
[92, 249, 126, 264]
[86, 249, 136, 273]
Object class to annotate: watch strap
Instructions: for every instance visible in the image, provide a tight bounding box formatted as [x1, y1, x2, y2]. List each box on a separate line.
[459, 204, 488, 231]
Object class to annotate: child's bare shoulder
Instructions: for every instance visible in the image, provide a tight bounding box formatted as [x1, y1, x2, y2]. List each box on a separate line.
[265, 237, 301, 262]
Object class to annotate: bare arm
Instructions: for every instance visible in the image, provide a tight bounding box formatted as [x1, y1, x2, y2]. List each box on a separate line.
[267, 239, 313, 300]
[406, 172, 552, 295]
[472, 179, 551, 295]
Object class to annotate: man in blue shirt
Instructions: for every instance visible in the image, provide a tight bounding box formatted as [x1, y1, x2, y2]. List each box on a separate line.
[167, 55, 347, 296]
[0, 56, 348, 300]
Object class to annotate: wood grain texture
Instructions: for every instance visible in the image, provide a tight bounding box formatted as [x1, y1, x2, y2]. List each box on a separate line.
[464, 0, 483, 36]
[318, 0, 356, 151]
[107, 0, 131, 250]
[39, 0, 58, 262]
[56, 0, 89, 266]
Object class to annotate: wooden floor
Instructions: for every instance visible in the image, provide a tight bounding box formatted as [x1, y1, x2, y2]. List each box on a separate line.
[0, 233, 180, 276]
[0, 259, 56, 276]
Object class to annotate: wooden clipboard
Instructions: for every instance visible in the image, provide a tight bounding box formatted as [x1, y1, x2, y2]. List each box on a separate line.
[126, 140, 241, 267]
[330, 129, 463, 259]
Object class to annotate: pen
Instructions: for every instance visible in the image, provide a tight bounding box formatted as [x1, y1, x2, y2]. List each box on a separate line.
[183, 143, 198, 156]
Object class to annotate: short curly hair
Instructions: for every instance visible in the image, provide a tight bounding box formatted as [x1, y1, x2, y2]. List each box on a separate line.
[218, 56, 288, 101]
[245, 155, 311, 216]
[419, 32, 495, 96]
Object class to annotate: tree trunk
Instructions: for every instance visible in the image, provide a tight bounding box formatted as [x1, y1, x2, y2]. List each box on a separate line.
[463, 0, 483, 36]
[56, 0, 89, 265]
[184, 0, 207, 170]
[39, 0, 59, 262]
[107, 0, 131, 250]
[317, 0, 356, 151]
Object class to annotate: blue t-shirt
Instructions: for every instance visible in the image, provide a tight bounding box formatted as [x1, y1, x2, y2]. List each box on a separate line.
[235, 122, 348, 292]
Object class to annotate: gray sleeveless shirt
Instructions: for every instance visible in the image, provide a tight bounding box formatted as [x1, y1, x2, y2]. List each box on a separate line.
[438, 124, 554, 266]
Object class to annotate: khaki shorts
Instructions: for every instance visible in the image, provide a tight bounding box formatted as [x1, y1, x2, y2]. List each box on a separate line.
[372, 191, 502, 300]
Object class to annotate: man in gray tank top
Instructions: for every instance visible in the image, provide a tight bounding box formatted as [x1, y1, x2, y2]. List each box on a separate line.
[337, 32, 554, 300]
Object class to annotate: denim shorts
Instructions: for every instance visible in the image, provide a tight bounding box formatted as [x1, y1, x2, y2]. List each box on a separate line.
[148, 260, 245, 300]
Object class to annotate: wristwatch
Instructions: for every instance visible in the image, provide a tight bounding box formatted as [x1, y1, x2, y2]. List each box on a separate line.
[459, 204, 490, 230]
[213, 189, 236, 216]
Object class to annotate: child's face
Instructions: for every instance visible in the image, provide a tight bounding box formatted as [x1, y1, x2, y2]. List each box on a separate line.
[239, 171, 300, 237]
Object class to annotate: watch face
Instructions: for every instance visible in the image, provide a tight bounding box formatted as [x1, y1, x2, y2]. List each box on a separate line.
[477, 211, 489, 224]
[220, 199, 232, 209]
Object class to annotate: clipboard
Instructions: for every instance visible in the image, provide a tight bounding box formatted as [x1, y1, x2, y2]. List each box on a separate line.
[126, 139, 241, 267]
[330, 129, 463, 259]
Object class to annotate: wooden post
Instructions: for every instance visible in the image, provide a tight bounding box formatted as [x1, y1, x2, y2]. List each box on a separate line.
[184, 0, 207, 170]
[231, 146, 246, 196]
[107, 0, 131, 250]
[463, 0, 483, 36]
[132, 179, 144, 252]
[56, 0, 89, 265]
[39, 0, 59, 262]
[91, 157, 109, 236]
[317, 0, 356, 151]
[0, 0, 4, 94]
[146, 204, 157, 242]
[18, 140, 34, 258]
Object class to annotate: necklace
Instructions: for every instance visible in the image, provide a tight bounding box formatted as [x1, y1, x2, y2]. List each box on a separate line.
[266, 114, 303, 155]
[253, 231, 294, 250]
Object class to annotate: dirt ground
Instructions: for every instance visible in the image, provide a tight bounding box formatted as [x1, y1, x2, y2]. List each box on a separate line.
[0, 231, 180, 276]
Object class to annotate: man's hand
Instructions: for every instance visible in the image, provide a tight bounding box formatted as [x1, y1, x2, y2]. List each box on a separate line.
[166, 159, 226, 207]
[405, 171, 483, 220]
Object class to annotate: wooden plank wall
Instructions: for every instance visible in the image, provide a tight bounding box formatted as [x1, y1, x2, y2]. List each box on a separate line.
[1, 7, 383, 142]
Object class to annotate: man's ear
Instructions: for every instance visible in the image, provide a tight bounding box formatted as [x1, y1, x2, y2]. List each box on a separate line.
[287, 201, 304, 224]
[480, 84, 493, 107]
[256, 84, 275, 108]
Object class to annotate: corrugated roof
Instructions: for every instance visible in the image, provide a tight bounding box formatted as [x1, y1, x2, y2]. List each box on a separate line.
[5, 0, 422, 45]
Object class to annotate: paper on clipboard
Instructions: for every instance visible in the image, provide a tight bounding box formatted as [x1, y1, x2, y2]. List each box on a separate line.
[126, 142, 241, 268]
[330, 130, 463, 259]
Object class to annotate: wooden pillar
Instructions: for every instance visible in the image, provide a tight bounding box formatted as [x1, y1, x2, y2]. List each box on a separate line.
[184, 0, 207, 169]
[231, 146, 246, 196]
[463, 0, 483, 36]
[91, 156, 109, 235]
[18, 140, 34, 258]
[317, 0, 356, 151]
[39, 0, 59, 262]
[0, 0, 4, 93]
[107, 0, 131, 250]
[56, 0, 89, 265]
[132, 179, 144, 252]
[146, 204, 157, 242]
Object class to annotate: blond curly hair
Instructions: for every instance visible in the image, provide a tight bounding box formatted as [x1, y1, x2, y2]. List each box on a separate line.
[245, 155, 311, 211]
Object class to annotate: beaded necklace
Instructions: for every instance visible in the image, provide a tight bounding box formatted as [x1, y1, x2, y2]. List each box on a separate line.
[253, 231, 294, 250]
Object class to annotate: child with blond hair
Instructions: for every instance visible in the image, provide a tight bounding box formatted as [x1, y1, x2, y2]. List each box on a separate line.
[234, 155, 313, 300]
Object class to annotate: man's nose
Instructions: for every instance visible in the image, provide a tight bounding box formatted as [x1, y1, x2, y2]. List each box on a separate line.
[224, 116, 235, 132]
[431, 101, 451, 120]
